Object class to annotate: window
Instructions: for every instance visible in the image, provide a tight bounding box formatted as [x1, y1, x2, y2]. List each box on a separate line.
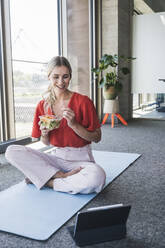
[9, 0, 59, 139]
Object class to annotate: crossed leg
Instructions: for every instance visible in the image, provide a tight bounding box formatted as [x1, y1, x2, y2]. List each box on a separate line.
[5, 145, 106, 194]
[25, 167, 83, 188]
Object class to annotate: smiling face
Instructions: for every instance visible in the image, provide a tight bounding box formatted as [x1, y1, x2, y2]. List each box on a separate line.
[49, 66, 70, 95]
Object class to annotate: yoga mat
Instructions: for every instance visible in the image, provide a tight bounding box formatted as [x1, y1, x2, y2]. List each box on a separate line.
[0, 151, 140, 240]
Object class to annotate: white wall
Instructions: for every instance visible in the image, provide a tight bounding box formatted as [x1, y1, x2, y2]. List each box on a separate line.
[132, 12, 165, 93]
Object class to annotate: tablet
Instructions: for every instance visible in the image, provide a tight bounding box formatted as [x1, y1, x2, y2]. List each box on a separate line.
[67, 204, 131, 247]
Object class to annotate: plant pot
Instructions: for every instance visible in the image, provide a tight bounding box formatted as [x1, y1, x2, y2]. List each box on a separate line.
[103, 86, 118, 100]
[103, 99, 119, 113]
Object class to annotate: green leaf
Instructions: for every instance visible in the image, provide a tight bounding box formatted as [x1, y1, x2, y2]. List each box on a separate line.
[99, 78, 105, 88]
[91, 53, 136, 92]
[121, 67, 130, 74]
[91, 68, 100, 74]
[127, 57, 136, 61]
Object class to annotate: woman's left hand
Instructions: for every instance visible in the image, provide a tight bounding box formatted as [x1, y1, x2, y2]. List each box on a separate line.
[62, 107, 77, 128]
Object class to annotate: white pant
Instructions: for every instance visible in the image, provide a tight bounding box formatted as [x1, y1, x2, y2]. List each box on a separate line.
[5, 145, 106, 194]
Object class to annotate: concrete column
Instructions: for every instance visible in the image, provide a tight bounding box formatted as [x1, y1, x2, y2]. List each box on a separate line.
[118, 0, 133, 120]
[66, 0, 90, 97]
[102, 0, 133, 120]
[102, 0, 118, 55]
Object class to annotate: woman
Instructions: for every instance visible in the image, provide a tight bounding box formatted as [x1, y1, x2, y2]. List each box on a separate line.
[5, 56, 106, 194]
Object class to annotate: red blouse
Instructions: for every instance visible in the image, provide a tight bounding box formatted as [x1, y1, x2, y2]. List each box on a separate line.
[31, 92, 101, 147]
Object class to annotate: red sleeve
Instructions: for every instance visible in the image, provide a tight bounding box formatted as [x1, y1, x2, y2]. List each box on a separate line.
[81, 96, 101, 131]
[31, 100, 45, 138]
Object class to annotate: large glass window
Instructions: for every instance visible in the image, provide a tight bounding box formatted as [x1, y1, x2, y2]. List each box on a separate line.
[10, 0, 59, 139]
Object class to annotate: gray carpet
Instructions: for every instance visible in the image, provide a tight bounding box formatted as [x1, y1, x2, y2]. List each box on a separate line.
[0, 119, 165, 248]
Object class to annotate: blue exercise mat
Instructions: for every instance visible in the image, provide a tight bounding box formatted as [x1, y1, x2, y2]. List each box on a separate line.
[0, 151, 140, 240]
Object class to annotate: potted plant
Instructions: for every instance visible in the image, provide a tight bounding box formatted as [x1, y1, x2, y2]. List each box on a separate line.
[92, 54, 135, 126]
[92, 54, 135, 100]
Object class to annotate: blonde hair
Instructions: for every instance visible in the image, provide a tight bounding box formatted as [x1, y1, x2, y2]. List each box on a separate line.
[43, 56, 72, 110]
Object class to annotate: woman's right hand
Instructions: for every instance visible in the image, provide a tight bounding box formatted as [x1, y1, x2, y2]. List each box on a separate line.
[40, 127, 50, 145]
[40, 127, 50, 137]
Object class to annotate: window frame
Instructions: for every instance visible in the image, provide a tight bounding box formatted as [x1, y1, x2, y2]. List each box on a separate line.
[0, 0, 61, 153]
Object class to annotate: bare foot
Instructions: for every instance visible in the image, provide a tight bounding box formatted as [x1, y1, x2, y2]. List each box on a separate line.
[25, 177, 33, 184]
[52, 167, 82, 179]
[44, 179, 54, 188]
[64, 167, 83, 178]
[45, 167, 83, 189]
